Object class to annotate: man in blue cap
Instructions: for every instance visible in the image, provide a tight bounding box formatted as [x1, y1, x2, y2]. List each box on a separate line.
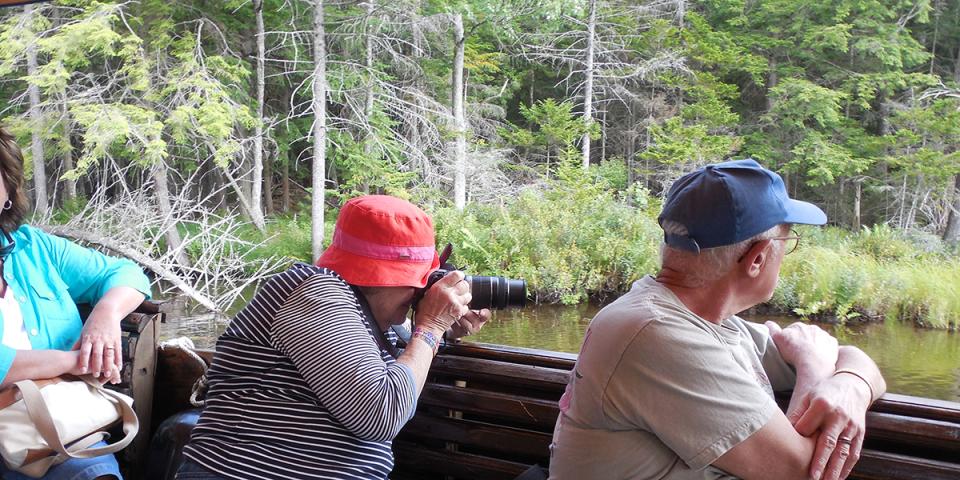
[549, 160, 885, 480]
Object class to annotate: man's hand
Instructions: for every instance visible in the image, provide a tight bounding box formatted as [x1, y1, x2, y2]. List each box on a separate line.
[765, 321, 838, 379]
[790, 373, 872, 480]
[447, 309, 491, 340]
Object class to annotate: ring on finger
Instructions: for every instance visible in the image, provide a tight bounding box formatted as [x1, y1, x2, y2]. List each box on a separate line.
[838, 437, 853, 445]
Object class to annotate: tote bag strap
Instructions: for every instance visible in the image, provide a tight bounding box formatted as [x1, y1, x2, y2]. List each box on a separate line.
[14, 376, 139, 460]
[15, 431, 110, 478]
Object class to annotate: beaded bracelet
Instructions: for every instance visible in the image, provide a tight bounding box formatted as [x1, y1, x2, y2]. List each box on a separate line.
[833, 368, 876, 403]
[412, 327, 440, 356]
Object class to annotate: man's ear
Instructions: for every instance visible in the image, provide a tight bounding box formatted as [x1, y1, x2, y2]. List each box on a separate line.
[740, 240, 771, 278]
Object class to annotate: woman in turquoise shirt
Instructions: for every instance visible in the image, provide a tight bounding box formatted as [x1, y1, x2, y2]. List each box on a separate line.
[0, 127, 151, 480]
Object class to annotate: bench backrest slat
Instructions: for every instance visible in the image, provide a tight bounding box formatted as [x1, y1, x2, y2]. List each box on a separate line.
[390, 342, 960, 480]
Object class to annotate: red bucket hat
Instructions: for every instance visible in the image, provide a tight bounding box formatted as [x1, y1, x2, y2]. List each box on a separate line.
[316, 195, 440, 288]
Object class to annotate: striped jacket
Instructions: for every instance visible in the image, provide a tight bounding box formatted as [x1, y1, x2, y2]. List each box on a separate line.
[182, 264, 417, 479]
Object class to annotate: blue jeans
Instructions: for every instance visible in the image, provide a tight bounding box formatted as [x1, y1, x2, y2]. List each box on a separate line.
[0, 442, 121, 480]
[175, 459, 228, 480]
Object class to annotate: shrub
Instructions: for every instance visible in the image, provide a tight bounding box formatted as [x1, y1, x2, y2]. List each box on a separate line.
[431, 168, 661, 304]
[775, 226, 959, 328]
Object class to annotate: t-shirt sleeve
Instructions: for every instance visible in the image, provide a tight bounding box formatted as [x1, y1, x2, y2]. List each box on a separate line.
[602, 320, 780, 471]
[270, 274, 417, 442]
[739, 319, 798, 393]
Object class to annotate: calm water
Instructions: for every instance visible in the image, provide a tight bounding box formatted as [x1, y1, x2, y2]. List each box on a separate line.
[161, 301, 960, 402]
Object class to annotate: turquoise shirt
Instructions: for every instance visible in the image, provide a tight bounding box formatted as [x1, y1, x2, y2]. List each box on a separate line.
[0, 225, 152, 383]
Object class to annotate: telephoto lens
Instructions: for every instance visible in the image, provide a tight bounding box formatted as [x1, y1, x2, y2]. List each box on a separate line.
[465, 275, 527, 310]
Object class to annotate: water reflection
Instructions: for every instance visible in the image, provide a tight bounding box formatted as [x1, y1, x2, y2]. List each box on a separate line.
[161, 297, 959, 402]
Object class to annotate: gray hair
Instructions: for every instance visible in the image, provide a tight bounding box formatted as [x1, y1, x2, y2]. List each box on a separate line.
[659, 222, 787, 287]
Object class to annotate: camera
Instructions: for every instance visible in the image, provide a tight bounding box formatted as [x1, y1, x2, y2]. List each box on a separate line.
[421, 269, 527, 310]
[414, 244, 527, 310]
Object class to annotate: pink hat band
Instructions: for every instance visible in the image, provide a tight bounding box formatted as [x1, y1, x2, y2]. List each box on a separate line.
[330, 228, 435, 263]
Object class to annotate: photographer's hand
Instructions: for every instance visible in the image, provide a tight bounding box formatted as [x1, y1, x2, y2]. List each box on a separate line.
[414, 270, 472, 335]
[447, 309, 491, 340]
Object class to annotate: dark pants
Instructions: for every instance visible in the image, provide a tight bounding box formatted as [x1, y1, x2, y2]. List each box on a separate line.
[174, 460, 228, 480]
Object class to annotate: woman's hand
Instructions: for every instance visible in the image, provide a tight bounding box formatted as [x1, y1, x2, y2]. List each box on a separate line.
[447, 309, 491, 340]
[414, 270, 472, 335]
[73, 315, 122, 384]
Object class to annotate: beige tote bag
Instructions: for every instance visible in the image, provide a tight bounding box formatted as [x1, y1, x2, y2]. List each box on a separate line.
[0, 375, 138, 478]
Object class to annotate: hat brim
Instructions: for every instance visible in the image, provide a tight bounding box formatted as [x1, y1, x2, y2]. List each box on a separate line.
[317, 245, 439, 288]
[783, 199, 827, 226]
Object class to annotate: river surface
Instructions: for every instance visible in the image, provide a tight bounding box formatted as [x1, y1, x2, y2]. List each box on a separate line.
[160, 301, 960, 402]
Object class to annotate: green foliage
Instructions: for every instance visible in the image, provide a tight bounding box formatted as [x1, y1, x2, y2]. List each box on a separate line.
[329, 110, 416, 199]
[33, 3, 129, 93]
[644, 116, 740, 166]
[431, 171, 661, 304]
[500, 98, 595, 175]
[67, 103, 166, 177]
[773, 226, 960, 328]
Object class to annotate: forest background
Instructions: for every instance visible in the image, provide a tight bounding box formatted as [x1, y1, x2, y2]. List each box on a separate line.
[0, 0, 957, 328]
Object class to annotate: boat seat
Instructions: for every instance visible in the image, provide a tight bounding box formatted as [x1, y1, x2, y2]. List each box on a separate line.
[391, 342, 960, 480]
[150, 341, 960, 480]
[81, 300, 165, 479]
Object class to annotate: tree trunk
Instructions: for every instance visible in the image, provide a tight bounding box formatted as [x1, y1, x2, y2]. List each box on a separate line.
[942, 174, 960, 244]
[264, 142, 274, 215]
[644, 115, 652, 189]
[625, 108, 636, 192]
[282, 148, 291, 213]
[600, 108, 606, 163]
[26, 4, 47, 214]
[249, 0, 267, 231]
[954, 40, 960, 84]
[212, 160, 226, 209]
[528, 70, 534, 111]
[853, 180, 862, 232]
[898, 175, 908, 228]
[151, 162, 191, 266]
[929, 0, 940, 75]
[906, 176, 921, 230]
[312, 0, 328, 261]
[60, 100, 76, 202]
[452, 13, 467, 210]
[580, 0, 596, 171]
[766, 58, 778, 112]
[361, 0, 376, 195]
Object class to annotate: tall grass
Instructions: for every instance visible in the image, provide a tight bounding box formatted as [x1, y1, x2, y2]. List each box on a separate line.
[775, 225, 960, 329]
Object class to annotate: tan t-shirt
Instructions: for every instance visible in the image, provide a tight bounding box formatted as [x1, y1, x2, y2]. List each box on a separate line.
[549, 276, 796, 480]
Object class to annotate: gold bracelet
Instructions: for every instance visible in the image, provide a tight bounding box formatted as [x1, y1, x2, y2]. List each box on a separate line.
[833, 368, 875, 402]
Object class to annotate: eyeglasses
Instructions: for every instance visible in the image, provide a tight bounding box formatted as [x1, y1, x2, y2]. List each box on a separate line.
[769, 229, 802, 255]
[737, 229, 801, 262]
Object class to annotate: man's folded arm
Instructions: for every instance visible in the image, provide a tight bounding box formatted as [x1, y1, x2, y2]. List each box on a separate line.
[713, 413, 817, 480]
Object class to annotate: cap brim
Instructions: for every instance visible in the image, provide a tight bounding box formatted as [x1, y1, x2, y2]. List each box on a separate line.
[783, 199, 827, 226]
[317, 246, 439, 288]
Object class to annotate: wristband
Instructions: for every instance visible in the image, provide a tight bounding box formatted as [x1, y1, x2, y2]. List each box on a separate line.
[833, 368, 875, 402]
[412, 327, 440, 356]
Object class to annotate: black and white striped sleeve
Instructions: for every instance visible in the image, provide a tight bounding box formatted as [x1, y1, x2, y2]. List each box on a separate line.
[270, 274, 417, 441]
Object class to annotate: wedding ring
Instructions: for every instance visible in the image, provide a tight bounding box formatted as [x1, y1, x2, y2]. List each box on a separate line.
[838, 437, 853, 445]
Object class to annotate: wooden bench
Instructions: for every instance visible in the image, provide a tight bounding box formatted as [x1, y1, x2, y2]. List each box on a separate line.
[81, 300, 164, 478]
[151, 340, 960, 480]
[391, 342, 960, 480]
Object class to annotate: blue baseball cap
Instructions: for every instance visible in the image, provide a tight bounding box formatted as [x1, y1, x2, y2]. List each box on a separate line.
[658, 159, 827, 253]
